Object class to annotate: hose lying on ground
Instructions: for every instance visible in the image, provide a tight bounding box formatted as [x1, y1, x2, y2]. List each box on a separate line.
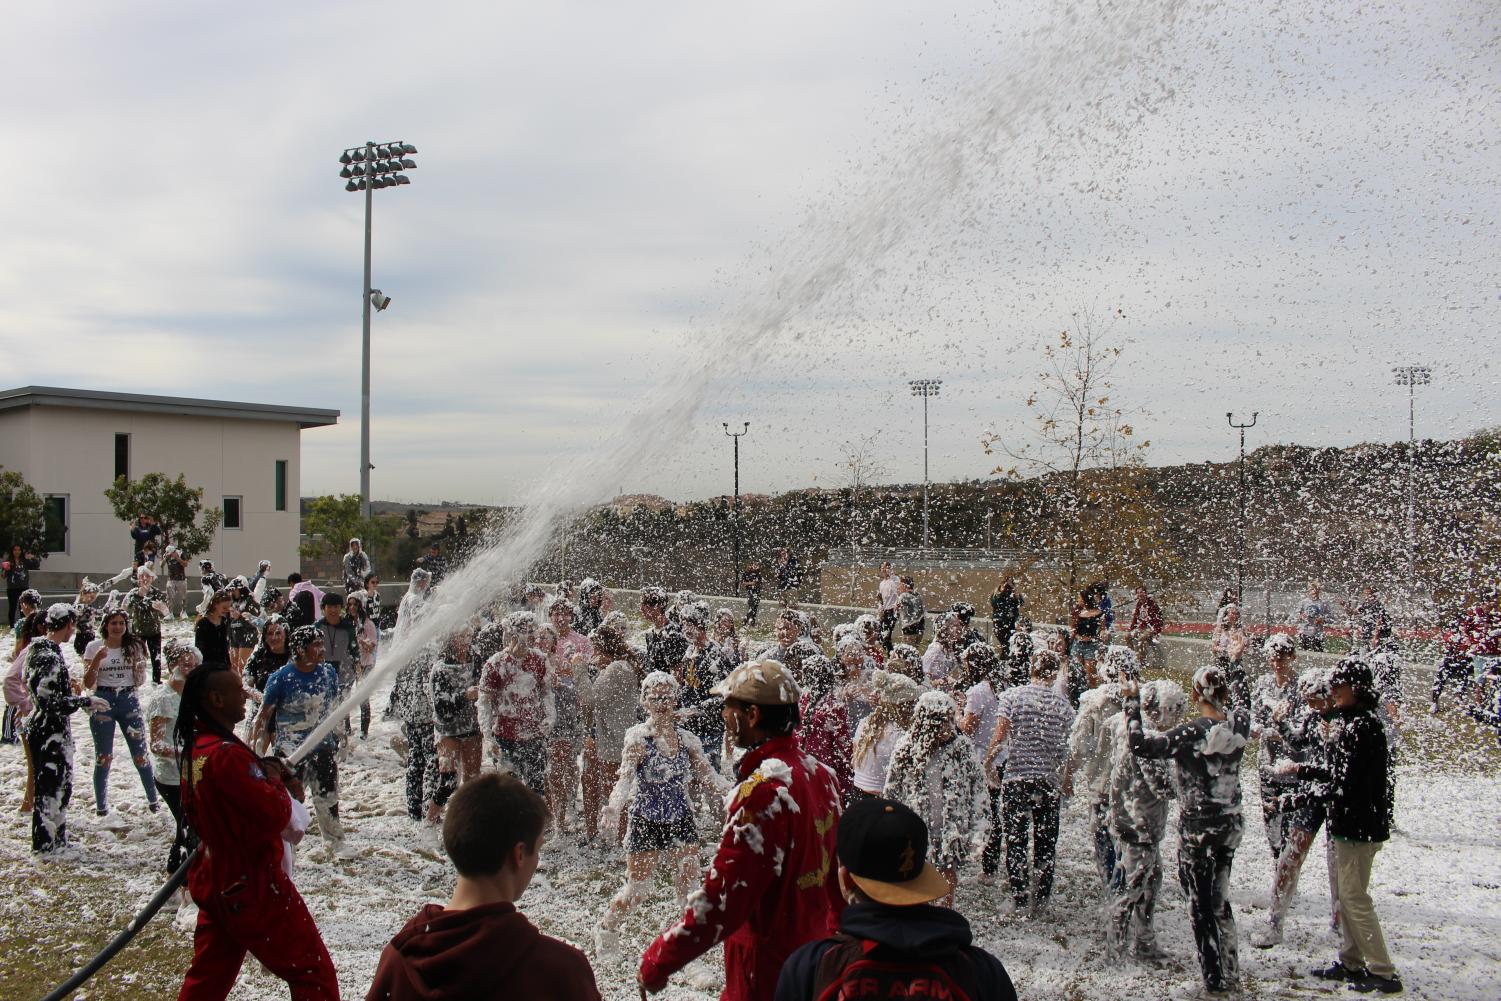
[40, 846, 199, 1001]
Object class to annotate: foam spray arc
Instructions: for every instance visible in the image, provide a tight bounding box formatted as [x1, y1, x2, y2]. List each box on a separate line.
[288, 0, 1192, 763]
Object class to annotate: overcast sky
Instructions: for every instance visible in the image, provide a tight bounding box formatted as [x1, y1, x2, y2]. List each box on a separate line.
[2, 0, 1497, 505]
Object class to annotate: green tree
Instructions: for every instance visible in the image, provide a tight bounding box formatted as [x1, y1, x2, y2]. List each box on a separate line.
[301, 494, 399, 563]
[104, 472, 223, 559]
[0, 467, 48, 555]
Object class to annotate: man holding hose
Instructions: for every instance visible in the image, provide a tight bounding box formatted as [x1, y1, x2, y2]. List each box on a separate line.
[177, 663, 339, 1000]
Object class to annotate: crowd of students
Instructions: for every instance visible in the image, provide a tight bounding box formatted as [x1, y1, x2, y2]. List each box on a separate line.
[12, 539, 1494, 1000]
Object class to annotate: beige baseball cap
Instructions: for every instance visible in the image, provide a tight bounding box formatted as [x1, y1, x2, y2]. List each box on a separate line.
[711, 659, 801, 705]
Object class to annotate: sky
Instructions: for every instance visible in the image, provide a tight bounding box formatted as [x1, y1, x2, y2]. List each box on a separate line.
[2, 0, 1497, 505]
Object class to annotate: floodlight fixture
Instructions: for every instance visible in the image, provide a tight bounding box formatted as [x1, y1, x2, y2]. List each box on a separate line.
[336, 138, 420, 519]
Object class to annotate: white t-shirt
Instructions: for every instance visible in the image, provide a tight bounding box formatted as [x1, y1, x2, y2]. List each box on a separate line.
[85, 639, 137, 689]
[147, 686, 182, 783]
[850, 718, 904, 794]
[922, 641, 956, 683]
[964, 680, 1002, 755]
[877, 576, 901, 612]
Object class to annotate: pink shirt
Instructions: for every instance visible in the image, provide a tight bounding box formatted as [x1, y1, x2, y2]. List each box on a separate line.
[556, 629, 593, 666]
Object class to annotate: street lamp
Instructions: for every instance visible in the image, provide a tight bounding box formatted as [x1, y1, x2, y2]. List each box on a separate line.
[1227, 412, 1258, 607]
[339, 140, 419, 519]
[910, 379, 942, 549]
[1392, 365, 1432, 596]
[723, 422, 750, 593]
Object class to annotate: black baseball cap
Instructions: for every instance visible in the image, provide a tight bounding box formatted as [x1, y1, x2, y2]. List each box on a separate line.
[836, 798, 950, 906]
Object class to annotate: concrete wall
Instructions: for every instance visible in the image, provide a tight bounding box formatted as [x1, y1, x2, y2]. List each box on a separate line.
[0, 404, 304, 576]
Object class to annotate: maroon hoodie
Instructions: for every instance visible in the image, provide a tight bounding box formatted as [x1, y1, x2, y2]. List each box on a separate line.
[366, 901, 601, 1001]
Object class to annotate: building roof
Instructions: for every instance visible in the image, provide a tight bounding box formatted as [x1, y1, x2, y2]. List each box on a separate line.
[0, 386, 339, 430]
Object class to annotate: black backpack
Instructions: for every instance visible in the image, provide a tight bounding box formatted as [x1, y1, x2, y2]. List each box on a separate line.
[811, 936, 979, 1001]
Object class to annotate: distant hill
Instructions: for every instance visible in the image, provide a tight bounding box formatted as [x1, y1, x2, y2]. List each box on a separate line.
[306, 435, 1500, 614]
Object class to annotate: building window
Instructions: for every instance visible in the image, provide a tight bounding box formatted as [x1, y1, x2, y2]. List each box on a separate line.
[223, 496, 242, 530]
[114, 433, 130, 482]
[274, 460, 288, 512]
[43, 495, 68, 554]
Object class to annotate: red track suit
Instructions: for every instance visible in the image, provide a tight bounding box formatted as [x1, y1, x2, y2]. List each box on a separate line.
[179, 731, 340, 1001]
[640, 734, 844, 1001]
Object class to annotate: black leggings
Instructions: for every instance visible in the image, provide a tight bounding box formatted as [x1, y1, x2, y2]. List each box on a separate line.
[982, 785, 1006, 876]
[28, 726, 73, 854]
[1431, 654, 1473, 706]
[6, 588, 21, 626]
[144, 634, 163, 685]
[1002, 778, 1060, 906]
[404, 721, 455, 819]
[155, 779, 197, 873]
[1179, 817, 1242, 992]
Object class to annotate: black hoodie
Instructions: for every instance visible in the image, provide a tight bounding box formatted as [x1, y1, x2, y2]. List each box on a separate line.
[366, 901, 600, 1001]
[774, 901, 1017, 1001]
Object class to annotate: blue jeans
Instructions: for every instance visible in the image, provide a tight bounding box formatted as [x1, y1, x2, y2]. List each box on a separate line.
[88, 686, 157, 812]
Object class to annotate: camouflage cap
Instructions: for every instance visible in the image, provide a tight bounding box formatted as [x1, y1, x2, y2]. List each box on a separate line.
[711, 659, 801, 706]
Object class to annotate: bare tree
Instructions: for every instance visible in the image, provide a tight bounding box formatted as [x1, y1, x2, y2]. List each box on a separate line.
[982, 307, 1168, 601]
[840, 433, 889, 601]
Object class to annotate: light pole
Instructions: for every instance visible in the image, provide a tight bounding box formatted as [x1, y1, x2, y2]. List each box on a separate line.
[338, 140, 418, 519]
[1227, 412, 1258, 607]
[723, 422, 750, 593]
[1392, 366, 1431, 596]
[910, 379, 942, 549]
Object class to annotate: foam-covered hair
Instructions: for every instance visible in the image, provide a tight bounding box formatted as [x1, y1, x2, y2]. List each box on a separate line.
[1191, 665, 1231, 711]
[1102, 644, 1138, 681]
[640, 670, 680, 701]
[1142, 679, 1186, 726]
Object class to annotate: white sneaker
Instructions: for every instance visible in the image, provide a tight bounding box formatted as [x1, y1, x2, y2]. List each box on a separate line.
[683, 961, 720, 992]
[331, 839, 357, 861]
[594, 924, 620, 960]
[1250, 921, 1283, 948]
[174, 893, 200, 932]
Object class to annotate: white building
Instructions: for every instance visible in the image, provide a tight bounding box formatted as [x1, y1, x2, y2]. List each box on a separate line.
[0, 386, 338, 578]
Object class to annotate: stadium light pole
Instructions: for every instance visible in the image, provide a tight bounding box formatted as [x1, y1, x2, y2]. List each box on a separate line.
[1392, 365, 1431, 596]
[339, 139, 418, 519]
[1227, 411, 1258, 607]
[723, 422, 750, 594]
[910, 379, 942, 549]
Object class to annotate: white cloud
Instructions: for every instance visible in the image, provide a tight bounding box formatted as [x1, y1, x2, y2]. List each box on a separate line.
[1, 0, 1496, 505]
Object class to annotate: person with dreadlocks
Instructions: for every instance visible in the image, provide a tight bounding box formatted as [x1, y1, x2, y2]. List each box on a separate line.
[24, 604, 107, 854]
[883, 690, 987, 908]
[175, 663, 339, 1000]
[252, 625, 349, 858]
